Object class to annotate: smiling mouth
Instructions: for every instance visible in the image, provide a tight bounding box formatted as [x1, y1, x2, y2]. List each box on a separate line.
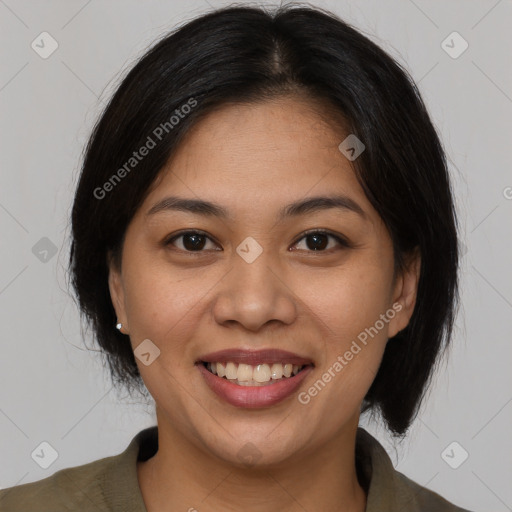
[201, 361, 312, 387]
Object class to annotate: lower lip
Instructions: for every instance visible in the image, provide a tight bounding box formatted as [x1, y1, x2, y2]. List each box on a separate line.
[197, 363, 313, 408]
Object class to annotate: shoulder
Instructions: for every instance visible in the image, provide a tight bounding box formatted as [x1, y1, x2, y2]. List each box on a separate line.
[0, 453, 119, 511]
[356, 427, 475, 512]
[0, 426, 156, 512]
[393, 469, 474, 512]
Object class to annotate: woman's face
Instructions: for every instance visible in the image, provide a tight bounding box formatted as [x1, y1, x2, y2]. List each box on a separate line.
[109, 96, 419, 466]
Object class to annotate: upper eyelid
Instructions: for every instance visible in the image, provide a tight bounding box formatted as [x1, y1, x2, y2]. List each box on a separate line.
[291, 229, 348, 245]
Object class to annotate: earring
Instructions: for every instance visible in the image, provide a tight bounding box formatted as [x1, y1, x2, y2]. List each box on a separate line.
[116, 323, 122, 331]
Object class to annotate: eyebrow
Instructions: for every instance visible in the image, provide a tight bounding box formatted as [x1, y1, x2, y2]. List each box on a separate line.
[146, 194, 367, 221]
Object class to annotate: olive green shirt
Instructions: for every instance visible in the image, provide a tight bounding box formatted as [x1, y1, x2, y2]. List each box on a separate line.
[0, 426, 473, 511]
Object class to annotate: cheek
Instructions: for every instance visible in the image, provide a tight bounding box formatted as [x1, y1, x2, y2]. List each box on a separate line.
[122, 260, 202, 354]
[297, 273, 392, 424]
[121, 264, 204, 407]
[299, 259, 395, 407]
[309, 263, 395, 347]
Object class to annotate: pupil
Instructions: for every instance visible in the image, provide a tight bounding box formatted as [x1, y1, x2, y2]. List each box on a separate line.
[307, 234, 327, 251]
[184, 234, 205, 251]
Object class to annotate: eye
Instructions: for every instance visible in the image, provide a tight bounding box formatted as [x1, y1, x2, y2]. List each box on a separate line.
[164, 231, 220, 252]
[164, 229, 350, 254]
[291, 230, 350, 252]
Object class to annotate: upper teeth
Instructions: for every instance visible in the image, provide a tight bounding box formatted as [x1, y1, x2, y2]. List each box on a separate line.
[207, 362, 303, 383]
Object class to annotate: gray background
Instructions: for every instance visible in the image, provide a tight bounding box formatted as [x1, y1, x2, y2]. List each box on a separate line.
[0, 1, 511, 511]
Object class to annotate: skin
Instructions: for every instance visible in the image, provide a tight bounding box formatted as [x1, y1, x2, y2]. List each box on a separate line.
[108, 95, 421, 512]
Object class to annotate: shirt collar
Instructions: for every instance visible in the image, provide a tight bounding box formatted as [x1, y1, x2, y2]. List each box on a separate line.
[104, 425, 425, 512]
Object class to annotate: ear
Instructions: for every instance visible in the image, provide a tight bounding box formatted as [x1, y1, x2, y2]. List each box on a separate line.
[107, 251, 129, 334]
[387, 247, 421, 339]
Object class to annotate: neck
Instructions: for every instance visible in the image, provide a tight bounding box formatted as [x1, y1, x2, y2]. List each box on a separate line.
[137, 415, 367, 512]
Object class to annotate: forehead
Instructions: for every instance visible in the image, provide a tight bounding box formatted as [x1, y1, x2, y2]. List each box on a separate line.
[169, 96, 349, 170]
[142, 97, 374, 222]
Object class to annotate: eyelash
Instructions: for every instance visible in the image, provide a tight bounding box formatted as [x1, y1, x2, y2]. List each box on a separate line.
[163, 229, 350, 254]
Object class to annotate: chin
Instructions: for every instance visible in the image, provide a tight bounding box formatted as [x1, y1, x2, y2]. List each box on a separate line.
[196, 424, 307, 468]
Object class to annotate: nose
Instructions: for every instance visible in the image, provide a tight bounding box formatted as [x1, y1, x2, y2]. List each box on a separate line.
[212, 249, 297, 333]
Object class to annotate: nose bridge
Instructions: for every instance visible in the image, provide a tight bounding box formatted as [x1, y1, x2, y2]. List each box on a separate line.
[212, 239, 296, 331]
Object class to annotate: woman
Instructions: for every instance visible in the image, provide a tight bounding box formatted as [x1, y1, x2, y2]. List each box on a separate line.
[0, 4, 473, 511]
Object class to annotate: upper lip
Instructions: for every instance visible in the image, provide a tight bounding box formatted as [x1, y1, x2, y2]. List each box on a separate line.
[197, 348, 314, 366]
